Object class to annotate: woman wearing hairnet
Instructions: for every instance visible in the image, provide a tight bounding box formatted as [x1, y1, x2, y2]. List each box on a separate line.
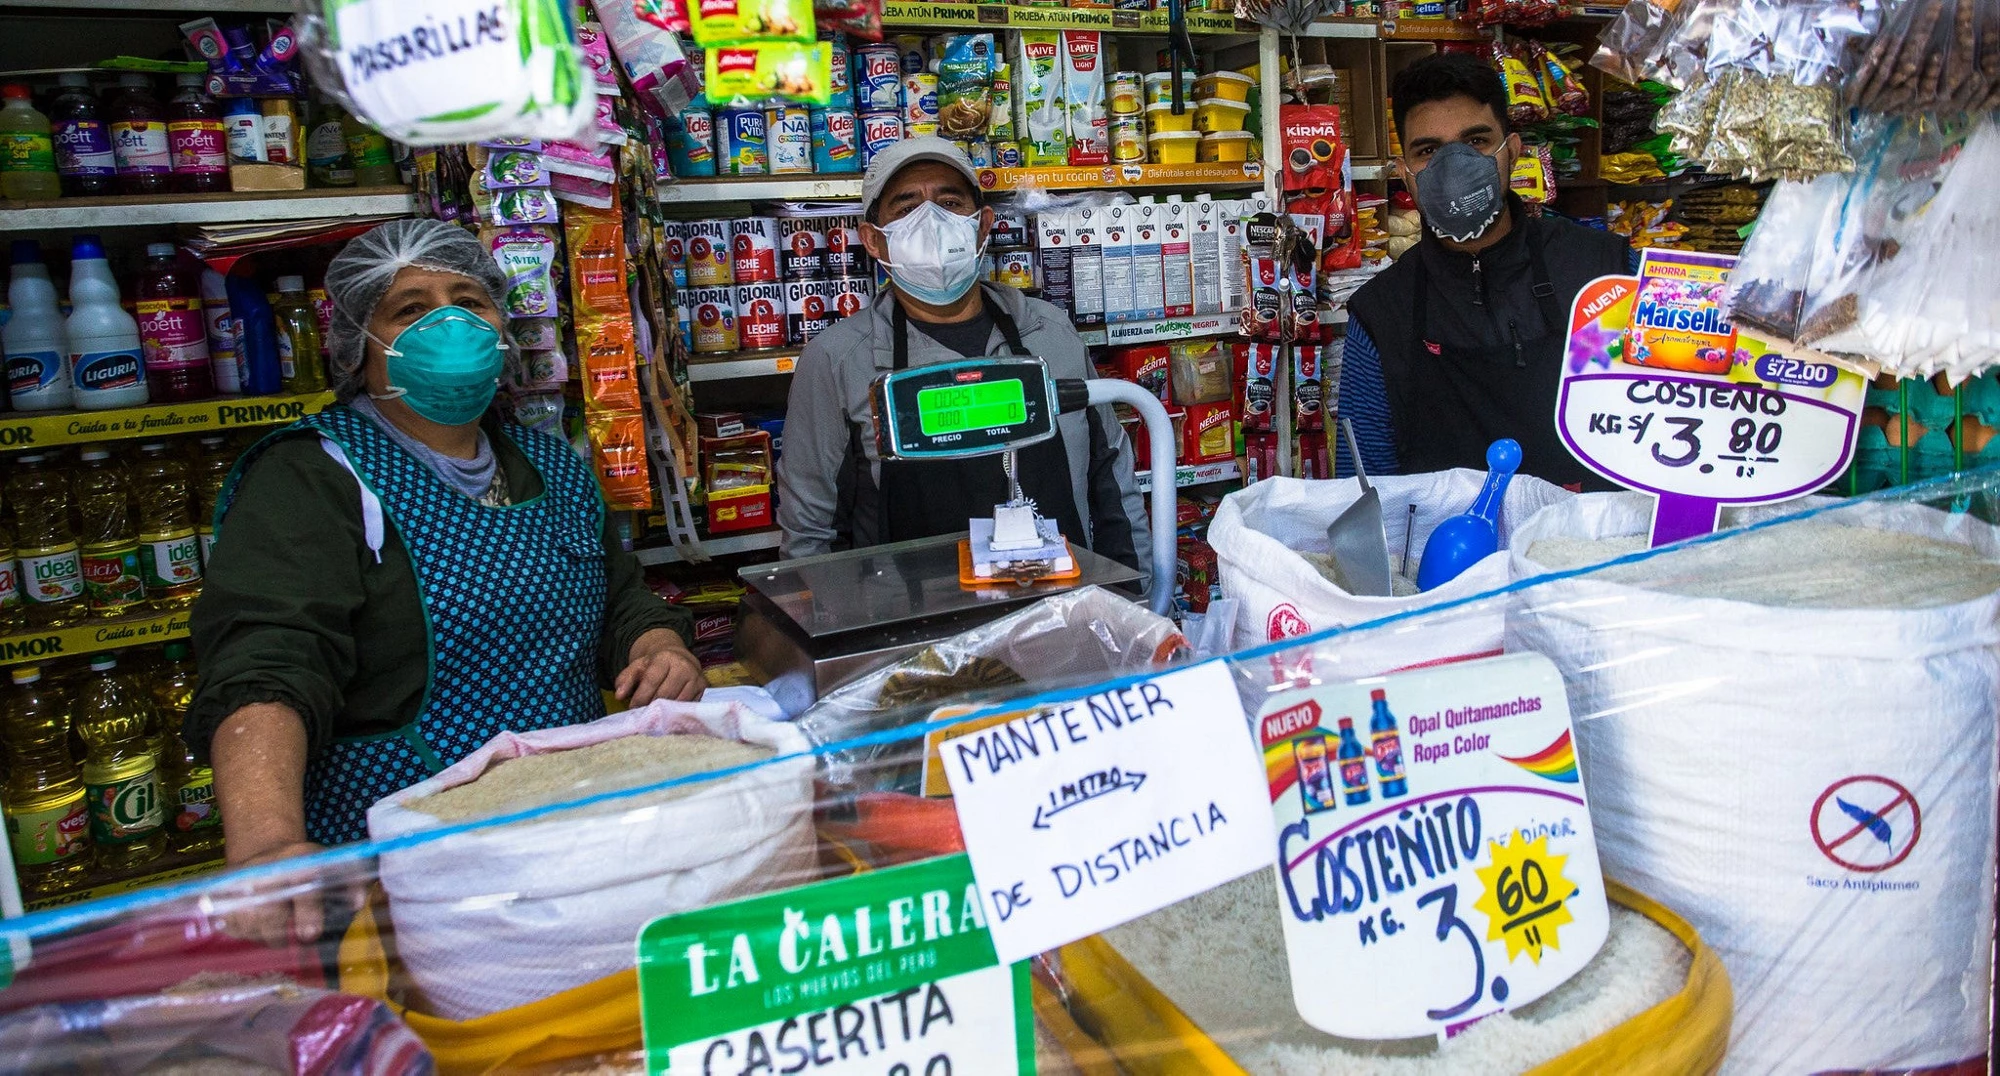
[189, 220, 702, 934]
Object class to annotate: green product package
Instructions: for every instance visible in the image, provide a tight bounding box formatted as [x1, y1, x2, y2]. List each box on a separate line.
[690, 0, 816, 46]
[704, 42, 834, 108]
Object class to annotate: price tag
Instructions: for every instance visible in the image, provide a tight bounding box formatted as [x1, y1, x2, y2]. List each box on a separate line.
[1555, 254, 1867, 546]
[1261, 653, 1608, 1042]
[637, 855, 1031, 1075]
[941, 660, 1274, 964]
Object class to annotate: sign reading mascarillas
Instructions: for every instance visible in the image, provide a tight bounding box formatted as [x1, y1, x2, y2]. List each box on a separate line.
[1262, 653, 1608, 1041]
[637, 855, 1031, 1075]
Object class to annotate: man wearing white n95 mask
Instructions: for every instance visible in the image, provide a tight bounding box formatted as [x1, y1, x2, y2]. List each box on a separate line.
[776, 136, 1152, 589]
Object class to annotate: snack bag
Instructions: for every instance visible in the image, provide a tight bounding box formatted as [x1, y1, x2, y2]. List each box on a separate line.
[1498, 44, 1548, 127]
[1013, 31, 1067, 165]
[489, 227, 560, 318]
[1061, 31, 1108, 166]
[691, 0, 814, 45]
[580, 317, 643, 412]
[591, 410, 653, 509]
[704, 41, 835, 107]
[936, 34, 996, 139]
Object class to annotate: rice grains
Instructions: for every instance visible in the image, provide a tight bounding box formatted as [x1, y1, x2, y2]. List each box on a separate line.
[409, 734, 774, 823]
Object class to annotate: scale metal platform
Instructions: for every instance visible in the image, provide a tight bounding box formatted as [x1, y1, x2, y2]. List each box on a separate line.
[735, 532, 1143, 718]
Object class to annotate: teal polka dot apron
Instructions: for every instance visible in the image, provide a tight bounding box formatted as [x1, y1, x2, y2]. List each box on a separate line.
[221, 405, 608, 845]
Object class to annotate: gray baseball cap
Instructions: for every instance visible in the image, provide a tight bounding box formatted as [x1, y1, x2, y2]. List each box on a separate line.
[860, 136, 982, 220]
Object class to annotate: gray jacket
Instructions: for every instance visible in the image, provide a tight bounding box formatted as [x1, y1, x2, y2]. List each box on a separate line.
[776, 282, 1153, 590]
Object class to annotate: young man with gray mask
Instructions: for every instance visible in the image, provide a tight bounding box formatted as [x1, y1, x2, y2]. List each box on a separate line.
[1338, 53, 1629, 489]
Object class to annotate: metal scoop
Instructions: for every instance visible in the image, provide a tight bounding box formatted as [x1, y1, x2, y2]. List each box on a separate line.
[1326, 418, 1393, 597]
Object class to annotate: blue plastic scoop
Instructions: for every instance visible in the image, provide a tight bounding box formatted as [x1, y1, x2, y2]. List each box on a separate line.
[1415, 439, 1521, 592]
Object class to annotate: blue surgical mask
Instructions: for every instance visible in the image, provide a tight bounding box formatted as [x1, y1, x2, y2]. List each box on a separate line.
[369, 306, 506, 426]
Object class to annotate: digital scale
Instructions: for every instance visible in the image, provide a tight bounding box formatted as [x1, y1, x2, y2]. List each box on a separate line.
[735, 355, 1181, 714]
[869, 357, 1080, 585]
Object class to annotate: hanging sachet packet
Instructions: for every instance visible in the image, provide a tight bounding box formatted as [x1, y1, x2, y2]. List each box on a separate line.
[296, 0, 595, 144]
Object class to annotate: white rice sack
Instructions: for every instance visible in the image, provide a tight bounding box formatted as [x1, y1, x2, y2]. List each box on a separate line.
[369, 702, 815, 1020]
[1211, 472, 1571, 673]
[1104, 872, 1690, 1075]
[1506, 492, 2000, 1074]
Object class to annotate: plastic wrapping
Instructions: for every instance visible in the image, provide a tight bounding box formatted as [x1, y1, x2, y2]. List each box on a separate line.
[1, 478, 1998, 1074]
[291, 0, 597, 145]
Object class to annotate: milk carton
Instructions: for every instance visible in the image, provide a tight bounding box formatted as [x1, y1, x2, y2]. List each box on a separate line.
[1071, 205, 1106, 327]
[1013, 32, 1067, 166]
[1101, 203, 1135, 324]
[1061, 31, 1108, 165]
[1162, 198, 1193, 319]
[1130, 200, 1166, 321]
[1191, 196, 1221, 316]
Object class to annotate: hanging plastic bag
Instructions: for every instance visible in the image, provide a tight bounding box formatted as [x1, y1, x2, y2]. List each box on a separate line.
[1721, 173, 1846, 340]
[295, 0, 596, 144]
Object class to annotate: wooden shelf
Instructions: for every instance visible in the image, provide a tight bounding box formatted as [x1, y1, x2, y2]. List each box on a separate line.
[977, 161, 1263, 193]
[882, 1, 1248, 34]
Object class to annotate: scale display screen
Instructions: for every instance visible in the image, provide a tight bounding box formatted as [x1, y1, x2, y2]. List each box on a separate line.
[917, 380, 1029, 436]
[871, 357, 1059, 460]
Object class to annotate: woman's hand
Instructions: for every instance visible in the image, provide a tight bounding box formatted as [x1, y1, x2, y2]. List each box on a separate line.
[617, 629, 706, 706]
[218, 839, 329, 947]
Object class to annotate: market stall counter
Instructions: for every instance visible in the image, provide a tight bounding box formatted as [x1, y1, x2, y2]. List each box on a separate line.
[0, 472, 1994, 1076]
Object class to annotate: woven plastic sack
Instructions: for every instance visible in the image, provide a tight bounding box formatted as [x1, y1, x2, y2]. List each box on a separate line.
[796, 585, 1186, 792]
[1506, 492, 2000, 1074]
[1209, 471, 1571, 672]
[368, 701, 815, 1021]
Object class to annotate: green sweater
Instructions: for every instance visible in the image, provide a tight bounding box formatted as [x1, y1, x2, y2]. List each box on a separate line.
[187, 421, 692, 764]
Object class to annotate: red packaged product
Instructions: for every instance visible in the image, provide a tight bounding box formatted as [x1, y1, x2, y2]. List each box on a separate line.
[1240, 341, 1277, 432]
[1281, 104, 1346, 194]
[1294, 345, 1324, 431]
[1115, 344, 1171, 403]
[1244, 429, 1279, 482]
[1295, 429, 1331, 480]
[1181, 401, 1236, 464]
[1177, 537, 1219, 613]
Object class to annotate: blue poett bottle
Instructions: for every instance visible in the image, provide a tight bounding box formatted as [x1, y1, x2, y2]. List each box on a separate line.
[1370, 688, 1408, 798]
[1336, 717, 1370, 806]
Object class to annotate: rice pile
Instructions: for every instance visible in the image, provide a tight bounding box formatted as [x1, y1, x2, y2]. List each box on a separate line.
[1103, 873, 1688, 1076]
[410, 734, 774, 823]
[1300, 552, 1422, 596]
[1526, 524, 2000, 609]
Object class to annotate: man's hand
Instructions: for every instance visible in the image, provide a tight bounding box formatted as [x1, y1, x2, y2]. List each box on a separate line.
[616, 629, 706, 706]
[217, 839, 329, 948]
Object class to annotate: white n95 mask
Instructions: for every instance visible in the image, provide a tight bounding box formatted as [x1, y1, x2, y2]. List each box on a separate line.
[875, 202, 985, 306]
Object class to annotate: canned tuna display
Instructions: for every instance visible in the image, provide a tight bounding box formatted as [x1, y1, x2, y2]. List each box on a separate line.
[766, 106, 811, 175]
[810, 108, 859, 174]
[685, 220, 733, 287]
[687, 286, 738, 353]
[777, 218, 825, 280]
[734, 282, 787, 351]
[855, 45, 902, 113]
[730, 217, 779, 284]
[859, 113, 902, 168]
[716, 108, 767, 176]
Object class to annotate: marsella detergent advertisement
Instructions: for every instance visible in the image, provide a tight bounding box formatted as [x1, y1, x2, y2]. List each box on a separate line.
[1259, 653, 1609, 1041]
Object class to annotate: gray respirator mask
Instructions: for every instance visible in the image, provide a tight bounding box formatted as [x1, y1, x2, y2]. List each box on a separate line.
[1413, 141, 1508, 243]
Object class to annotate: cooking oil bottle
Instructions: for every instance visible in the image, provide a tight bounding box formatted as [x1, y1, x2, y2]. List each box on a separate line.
[75, 653, 164, 869]
[151, 641, 220, 856]
[7, 453, 86, 628]
[192, 435, 235, 568]
[131, 442, 203, 610]
[74, 448, 144, 620]
[0, 490, 23, 634]
[2, 666, 92, 896]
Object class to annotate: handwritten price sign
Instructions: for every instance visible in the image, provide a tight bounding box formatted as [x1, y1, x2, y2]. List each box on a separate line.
[1556, 263, 1867, 546]
[1260, 654, 1608, 1041]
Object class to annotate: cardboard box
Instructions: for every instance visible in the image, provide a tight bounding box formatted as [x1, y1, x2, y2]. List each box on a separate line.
[706, 484, 773, 534]
[1181, 400, 1235, 464]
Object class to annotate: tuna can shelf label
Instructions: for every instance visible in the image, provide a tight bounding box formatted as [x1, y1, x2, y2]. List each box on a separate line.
[637, 854, 1031, 1075]
[1261, 653, 1608, 1042]
[1555, 255, 1867, 546]
[941, 659, 1273, 964]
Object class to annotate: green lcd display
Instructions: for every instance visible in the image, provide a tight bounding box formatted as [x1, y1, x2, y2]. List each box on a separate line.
[917, 379, 1030, 436]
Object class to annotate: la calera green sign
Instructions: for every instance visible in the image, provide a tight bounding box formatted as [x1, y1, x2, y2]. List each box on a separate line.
[637, 854, 1033, 1075]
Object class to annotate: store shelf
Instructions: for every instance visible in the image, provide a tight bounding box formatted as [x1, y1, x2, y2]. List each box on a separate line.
[977, 161, 1263, 194]
[0, 391, 333, 452]
[24, 852, 226, 913]
[1136, 459, 1240, 493]
[656, 176, 863, 205]
[634, 530, 783, 565]
[881, 1, 1248, 33]
[688, 350, 801, 382]
[1080, 312, 1235, 347]
[1302, 16, 1492, 39]
[0, 188, 417, 232]
[0, 608, 188, 668]
[1352, 161, 1389, 180]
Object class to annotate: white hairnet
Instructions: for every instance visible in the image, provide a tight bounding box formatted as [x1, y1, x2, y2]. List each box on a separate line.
[323, 219, 509, 399]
